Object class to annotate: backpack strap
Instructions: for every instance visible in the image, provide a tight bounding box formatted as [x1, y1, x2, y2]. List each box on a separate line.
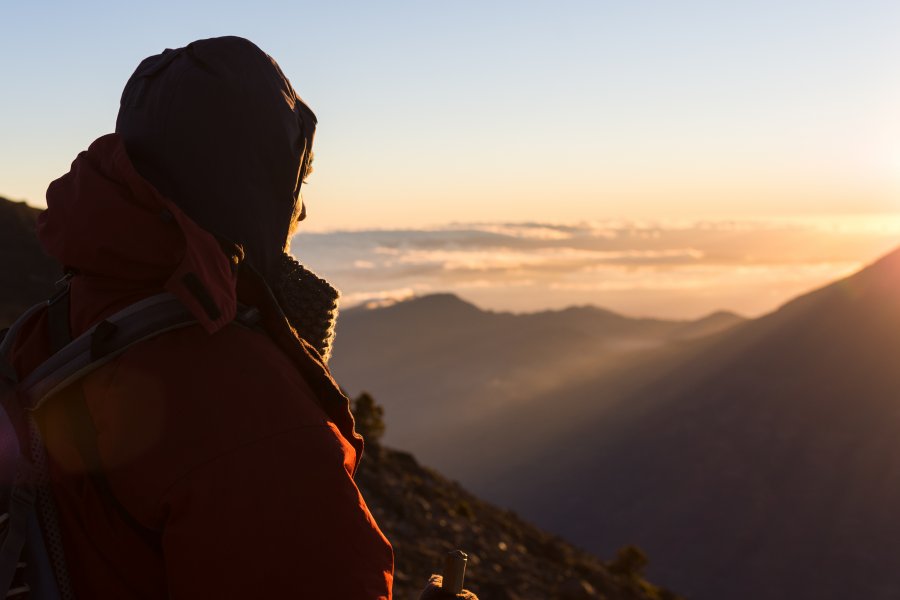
[0, 302, 47, 384]
[43, 285, 168, 551]
[23, 418, 70, 600]
[0, 300, 71, 600]
[46, 284, 72, 355]
[3, 291, 246, 599]
[62, 386, 163, 551]
[19, 292, 197, 411]
[5, 291, 260, 579]
[0, 476, 34, 595]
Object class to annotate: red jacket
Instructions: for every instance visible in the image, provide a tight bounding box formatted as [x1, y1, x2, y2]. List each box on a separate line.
[10, 135, 394, 599]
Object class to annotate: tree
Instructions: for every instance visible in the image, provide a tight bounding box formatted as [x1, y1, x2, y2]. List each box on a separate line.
[608, 545, 648, 578]
[352, 391, 386, 446]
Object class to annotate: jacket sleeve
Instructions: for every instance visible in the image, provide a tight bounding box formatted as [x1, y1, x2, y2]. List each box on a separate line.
[159, 422, 394, 599]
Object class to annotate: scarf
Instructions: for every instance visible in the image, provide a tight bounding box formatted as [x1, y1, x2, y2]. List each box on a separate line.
[271, 253, 340, 363]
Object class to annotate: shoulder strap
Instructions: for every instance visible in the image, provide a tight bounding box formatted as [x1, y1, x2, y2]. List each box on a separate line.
[46, 284, 72, 355]
[2, 290, 251, 598]
[61, 385, 163, 552]
[11, 292, 198, 570]
[0, 302, 47, 384]
[19, 292, 197, 411]
[44, 288, 176, 552]
[0, 301, 72, 599]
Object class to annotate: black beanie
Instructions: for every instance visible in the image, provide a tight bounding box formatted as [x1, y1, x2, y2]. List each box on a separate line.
[115, 36, 316, 282]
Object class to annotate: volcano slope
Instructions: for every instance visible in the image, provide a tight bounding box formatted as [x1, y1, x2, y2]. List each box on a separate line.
[488, 247, 900, 600]
[330, 293, 742, 479]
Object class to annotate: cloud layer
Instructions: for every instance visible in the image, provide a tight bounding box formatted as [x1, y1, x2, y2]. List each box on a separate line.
[291, 217, 900, 318]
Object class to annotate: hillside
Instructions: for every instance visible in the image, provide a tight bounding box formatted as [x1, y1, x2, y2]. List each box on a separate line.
[330, 294, 743, 478]
[484, 246, 900, 600]
[358, 443, 680, 600]
[0, 197, 59, 325]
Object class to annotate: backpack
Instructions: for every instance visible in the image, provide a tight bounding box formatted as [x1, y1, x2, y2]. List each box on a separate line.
[0, 289, 229, 599]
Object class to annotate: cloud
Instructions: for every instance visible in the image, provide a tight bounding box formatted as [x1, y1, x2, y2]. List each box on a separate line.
[385, 247, 706, 273]
[464, 223, 577, 240]
[341, 287, 424, 310]
[291, 217, 900, 318]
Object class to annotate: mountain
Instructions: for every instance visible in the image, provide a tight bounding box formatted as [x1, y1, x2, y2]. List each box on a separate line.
[482, 246, 900, 600]
[333, 248, 900, 599]
[0, 197, 59, 326]
[330, 293, 743, 478]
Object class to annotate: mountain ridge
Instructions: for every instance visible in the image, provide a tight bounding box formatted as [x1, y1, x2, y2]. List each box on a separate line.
[332, 243, 900, 599]
[344, 291, 745, 327]
[330, 288, 746, 476]
[489, 244, 900, 600]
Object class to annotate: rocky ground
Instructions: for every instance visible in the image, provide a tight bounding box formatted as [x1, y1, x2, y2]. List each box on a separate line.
[356, 444, 681, 600]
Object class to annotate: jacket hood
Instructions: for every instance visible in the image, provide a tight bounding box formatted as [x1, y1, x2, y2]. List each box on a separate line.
[37, 133, 238, 334]
[114, 36, 316, 284]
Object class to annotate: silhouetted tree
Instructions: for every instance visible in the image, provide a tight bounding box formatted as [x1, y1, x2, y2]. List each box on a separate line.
[608, 545, 648, 578]
[352, 391, 386, 446]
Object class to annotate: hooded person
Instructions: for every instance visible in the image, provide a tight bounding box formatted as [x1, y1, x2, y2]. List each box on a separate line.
[116, 35, 338, 360]
[7, 36, 395, 598]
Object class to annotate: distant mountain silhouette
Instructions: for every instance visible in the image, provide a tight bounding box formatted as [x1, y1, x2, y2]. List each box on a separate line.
[331, 293, 743, 477]
[481, 246, 900, 600]
[0, 197, 59, 325]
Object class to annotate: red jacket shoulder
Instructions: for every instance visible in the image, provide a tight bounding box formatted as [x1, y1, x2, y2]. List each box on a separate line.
[77, 323, 346, 506]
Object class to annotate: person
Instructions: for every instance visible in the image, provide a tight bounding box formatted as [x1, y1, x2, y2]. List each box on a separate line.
[8, 36, 396, 599]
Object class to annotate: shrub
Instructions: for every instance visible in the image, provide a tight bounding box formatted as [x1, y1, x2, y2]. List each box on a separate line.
[353, 391, 386, 446]
[608, 544, 648, 578]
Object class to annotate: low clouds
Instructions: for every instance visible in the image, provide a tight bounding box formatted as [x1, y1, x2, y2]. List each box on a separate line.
[389, 246, 706, 273]
[292, 218, 900, 318]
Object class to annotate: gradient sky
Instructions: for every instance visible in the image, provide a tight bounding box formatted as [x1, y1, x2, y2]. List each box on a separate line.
[2, 0, 899, 230]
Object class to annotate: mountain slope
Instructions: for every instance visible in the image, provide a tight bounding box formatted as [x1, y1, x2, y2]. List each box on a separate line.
[0, 197, 59, 325]
[331, 294, 743, 477]
[359, 444, 681, 600]
[489, 246, 900, 600]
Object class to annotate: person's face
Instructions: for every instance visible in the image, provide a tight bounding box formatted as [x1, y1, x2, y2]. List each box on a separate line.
[285, 148, 312, 251]
[284, 193, 304, 252]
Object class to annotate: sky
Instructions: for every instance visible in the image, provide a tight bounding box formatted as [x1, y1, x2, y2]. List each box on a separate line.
[2, 0, 899, 228]
[3, 1, 900, 316]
